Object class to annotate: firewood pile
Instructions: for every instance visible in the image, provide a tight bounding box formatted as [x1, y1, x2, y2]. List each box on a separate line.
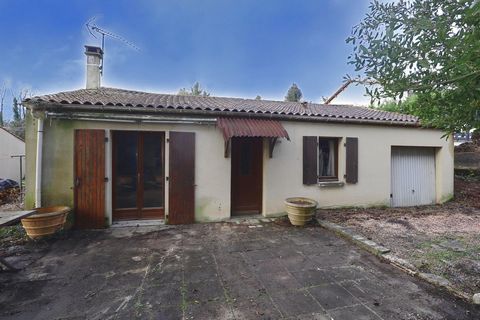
[0, 187, 20, 206]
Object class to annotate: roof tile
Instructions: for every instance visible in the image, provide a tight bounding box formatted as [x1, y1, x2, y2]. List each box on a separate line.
[25, 87, 419, 125]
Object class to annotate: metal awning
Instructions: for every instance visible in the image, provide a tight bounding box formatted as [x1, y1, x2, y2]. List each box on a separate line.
[217, 117, 290, 158]
[217, 117, 290, 140]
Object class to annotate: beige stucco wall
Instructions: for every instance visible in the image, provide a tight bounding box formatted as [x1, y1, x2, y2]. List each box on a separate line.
[0, 128, 25, 182]
[262, 121, 453, 216]
[25, 117, 231, 223]
[25, 115, 453, 224]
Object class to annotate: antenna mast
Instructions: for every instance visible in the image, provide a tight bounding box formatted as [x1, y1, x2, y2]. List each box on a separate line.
[85, 17, 139, 76]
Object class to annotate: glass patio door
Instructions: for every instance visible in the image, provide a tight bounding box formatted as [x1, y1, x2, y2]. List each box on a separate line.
[112, 131, 165, 220]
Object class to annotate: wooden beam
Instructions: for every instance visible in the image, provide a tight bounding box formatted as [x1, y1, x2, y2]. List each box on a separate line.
[224, 139, 231, 158]
[268, 138, 278, 158]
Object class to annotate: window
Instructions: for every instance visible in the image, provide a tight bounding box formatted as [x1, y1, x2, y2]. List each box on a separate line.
[303, 136, 357, 185]
[318, 138, 338, 180]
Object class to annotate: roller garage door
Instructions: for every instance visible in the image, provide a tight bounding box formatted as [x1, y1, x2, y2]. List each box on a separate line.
[391, 147, 436, 207]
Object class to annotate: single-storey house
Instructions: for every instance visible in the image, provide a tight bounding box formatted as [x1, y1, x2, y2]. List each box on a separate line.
[0, 127, 25, 183]
[23, 46, 453, 228]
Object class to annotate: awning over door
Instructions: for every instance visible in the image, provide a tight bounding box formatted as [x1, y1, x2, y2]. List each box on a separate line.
[217, 117, 290, 141]
[217, 117, 290, 158]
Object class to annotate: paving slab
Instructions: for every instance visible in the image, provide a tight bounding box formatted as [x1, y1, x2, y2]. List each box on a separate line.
[257, 270, 303, 292]
[308, 282, 360, 310]
[185, 279, 225, 304]
[291, 268, 333, 287]
[328, 304, 381, 320]
[270, 289, 324, 317]
[231, 296, 282, 320]
[0, 222, 479, 319]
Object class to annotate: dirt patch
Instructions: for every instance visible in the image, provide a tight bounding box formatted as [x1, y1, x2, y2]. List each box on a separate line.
[455, 142, 480, 153]
[317, 177, 480, 296]
[0, 225, 28, 251]
[455, 176, 480, 208]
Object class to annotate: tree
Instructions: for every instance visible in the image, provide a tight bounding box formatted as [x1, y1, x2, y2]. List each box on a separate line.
[347, 0, 480, 133]
[285, 83, 303, 102]
[12, 98, 21, 122]
[255, 95, 262, 100]
[178, 82, 210, 96]
[377, 94, 419, 115]
[7, 89, 30, 139]
[0, 82, 6, 127]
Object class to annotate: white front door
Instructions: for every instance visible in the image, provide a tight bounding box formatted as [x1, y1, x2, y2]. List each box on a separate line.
[391, 147, 436, 207]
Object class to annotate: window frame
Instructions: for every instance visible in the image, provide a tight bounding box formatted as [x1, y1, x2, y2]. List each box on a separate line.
[317, 137, 340, 182]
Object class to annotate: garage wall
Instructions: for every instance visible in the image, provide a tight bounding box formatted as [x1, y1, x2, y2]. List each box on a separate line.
[262, 121, 453, 216]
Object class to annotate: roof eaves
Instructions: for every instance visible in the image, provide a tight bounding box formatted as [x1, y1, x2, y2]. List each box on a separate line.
[28, 100, 422, 128]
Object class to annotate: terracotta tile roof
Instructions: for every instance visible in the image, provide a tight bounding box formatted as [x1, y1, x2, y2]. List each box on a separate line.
[25, 87, 419, 125]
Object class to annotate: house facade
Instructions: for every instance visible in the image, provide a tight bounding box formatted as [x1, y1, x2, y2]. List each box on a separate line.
[23, 46, 454, 228]
[0, 127, 25, 183]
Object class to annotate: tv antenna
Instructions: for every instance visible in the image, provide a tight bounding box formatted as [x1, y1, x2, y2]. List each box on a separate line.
[85, 16, 140, 75]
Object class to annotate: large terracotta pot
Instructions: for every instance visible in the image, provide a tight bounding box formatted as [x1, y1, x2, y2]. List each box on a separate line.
[285, 197, 318, 226]
[21, 206, 70, 239]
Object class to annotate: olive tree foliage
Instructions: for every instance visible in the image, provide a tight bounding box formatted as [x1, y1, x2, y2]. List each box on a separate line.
[347, 0, 480, 133]
[378, 95, 419, 114]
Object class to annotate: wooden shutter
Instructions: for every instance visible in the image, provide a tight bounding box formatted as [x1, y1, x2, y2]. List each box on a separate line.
[74, 129, 105, 229]
[303, 136, 318, 185]
[169, 132, 195, 224]
[345, 137, 358, 184]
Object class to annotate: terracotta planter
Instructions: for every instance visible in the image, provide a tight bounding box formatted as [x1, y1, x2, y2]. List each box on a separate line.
[21, 206, 70, 239]
[285, 197, 318, 226]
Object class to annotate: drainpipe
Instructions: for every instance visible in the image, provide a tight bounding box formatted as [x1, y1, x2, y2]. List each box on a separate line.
[35, 118, 44, 208]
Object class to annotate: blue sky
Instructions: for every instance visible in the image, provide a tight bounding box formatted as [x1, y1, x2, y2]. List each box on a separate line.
[0, 0, 374, 119]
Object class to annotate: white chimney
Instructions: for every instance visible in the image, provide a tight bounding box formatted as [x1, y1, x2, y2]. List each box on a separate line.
[84, 45, 103, 89]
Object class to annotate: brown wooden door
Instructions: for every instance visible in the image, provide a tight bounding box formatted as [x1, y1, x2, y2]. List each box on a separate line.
[74, 129, 105, 229]
[112, 131, 165, 220]
[231, 137, 263, 215]
[169, 132, 195, 224]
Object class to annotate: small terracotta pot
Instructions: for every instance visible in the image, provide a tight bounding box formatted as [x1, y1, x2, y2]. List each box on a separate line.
[285, 197, 318, 226]
[21, 206, 70, 239]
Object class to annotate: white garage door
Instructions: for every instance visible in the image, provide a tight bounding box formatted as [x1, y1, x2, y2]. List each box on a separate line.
[391, 147, 436, 207]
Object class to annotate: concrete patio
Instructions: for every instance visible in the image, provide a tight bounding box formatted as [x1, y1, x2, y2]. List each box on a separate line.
[0, 220, 478, 319]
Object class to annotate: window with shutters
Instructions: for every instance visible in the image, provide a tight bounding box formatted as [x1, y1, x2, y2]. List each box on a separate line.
[318, 137, 339, 181]
[303, 136, 357, 185]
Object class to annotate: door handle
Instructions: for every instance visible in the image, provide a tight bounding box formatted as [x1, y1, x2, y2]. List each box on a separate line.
[75, 178, 81, 187]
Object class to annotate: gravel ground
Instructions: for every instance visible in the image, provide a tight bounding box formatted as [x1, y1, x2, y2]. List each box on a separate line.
[317, 177, 480, 296]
